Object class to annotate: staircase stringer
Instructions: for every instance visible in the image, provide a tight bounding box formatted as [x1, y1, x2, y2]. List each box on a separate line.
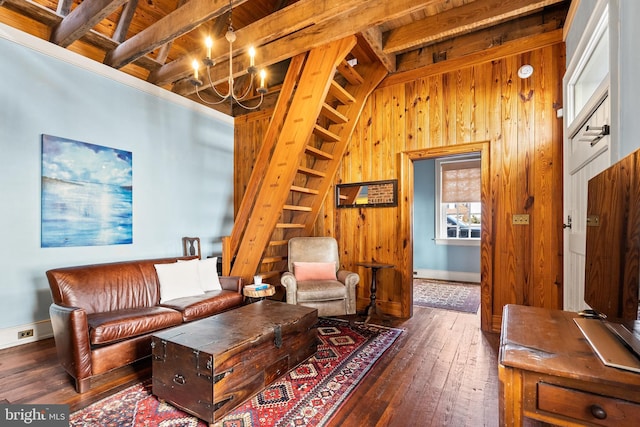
[264, 62, 388, 278]
[222, 53, 307, 276]
[230, 36, 358, 282]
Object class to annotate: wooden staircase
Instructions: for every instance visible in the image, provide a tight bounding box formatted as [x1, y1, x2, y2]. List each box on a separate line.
[222, 35, 387, 284]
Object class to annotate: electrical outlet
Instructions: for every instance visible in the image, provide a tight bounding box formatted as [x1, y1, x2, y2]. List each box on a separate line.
[512, 214, 530, 225]
[18, 329, 34, 339]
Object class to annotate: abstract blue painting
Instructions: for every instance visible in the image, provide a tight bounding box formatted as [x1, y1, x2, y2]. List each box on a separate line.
[41, 134, 133, 247]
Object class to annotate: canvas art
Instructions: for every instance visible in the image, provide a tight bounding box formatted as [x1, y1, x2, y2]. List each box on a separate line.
[41, 134, 133, 247]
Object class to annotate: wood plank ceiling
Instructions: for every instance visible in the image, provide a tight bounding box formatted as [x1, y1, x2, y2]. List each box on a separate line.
[0, 0, 570, 116]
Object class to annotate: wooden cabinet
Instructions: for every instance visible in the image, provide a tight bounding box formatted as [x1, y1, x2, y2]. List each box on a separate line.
[499, 305, 640, 426]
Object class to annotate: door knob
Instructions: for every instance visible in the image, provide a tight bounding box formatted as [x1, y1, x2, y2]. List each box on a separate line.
[563, 215, 572, 229]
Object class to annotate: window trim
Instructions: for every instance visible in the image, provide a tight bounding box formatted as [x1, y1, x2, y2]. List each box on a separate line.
[435, 155, 481, 246]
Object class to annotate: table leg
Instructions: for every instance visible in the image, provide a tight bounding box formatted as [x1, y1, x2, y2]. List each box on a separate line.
[364, 267, 379, 323]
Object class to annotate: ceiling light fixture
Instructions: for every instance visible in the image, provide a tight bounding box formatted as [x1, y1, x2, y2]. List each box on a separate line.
[190, 0, 267, 110]
[517, 64, 534, 79]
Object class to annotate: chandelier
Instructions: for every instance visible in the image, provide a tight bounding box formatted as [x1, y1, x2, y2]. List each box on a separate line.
[190, 2, 267, 110]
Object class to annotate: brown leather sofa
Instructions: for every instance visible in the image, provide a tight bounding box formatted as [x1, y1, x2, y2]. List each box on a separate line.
[46, 256, 243, 393]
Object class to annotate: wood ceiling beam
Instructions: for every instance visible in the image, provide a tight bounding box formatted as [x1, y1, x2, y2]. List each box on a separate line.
[155, 0, 187, 64]
[56, 0, 72, 16]
[148, 0, 378, 86]
[384, 0, 565, 54]
[113, 0, 138, 44]
[360, 27, 396, 73]
[2, 0, 64, 27]
[50, 0, 128, 48]
[170, 0, 438, 95]
[103, 0, 249, 69]
[1, 0, 163, 71]
[381, 9, 566, 88]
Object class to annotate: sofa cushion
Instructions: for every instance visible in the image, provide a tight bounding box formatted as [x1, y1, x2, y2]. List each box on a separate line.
[160, 290, 244, 322]
[178, 257, 222, 291]
[87, 307, 183, 346]
[155, 261, 204, 303]
[295, 280, 346, 302]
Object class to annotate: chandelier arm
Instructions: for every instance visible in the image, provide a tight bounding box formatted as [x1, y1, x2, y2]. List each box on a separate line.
[233, 93, 265, 110]
[233, 76, 255, 101]
[206, 67, 231, 99]
[195, 84, 230, 106]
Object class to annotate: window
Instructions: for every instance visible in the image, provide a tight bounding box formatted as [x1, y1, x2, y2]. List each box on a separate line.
[565, 4, 609, 129]
[436, 156, 481, 244]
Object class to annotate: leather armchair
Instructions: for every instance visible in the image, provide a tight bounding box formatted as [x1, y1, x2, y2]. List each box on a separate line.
[280, 237, 359, 316]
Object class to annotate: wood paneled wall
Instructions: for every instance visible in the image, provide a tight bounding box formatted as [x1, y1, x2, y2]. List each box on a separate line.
[235, 42, 565, 332]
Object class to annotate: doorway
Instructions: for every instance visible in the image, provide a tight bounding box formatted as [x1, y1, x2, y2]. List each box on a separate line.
[412, 154, 482, 315]
[399, 141, 492, 331]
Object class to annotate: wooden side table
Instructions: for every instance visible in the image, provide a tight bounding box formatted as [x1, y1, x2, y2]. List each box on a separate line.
[499, 304, 640, 426]
[356, 262, 394, 323]
[243, 284, 276, 303]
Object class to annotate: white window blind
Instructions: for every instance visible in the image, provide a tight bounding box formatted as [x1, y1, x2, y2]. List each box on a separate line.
[441, 159, 481, 203]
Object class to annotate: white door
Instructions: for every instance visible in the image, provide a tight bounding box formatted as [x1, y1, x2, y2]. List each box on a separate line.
[563, 2, 611, 312]
[563, 95, 610, 312]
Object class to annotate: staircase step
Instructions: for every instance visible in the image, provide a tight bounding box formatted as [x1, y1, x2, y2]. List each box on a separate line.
[313, 124, 341, 143]
[305, 145, 333, 161]
[258, 270, 281, 280]
[290, 185, 320, 195]
[262, 255, 286, 264]
[283, 204, 313, 212]
[337, 59, 364, 85]
[268, 240, 289, 247]
[328, 80, 356, 105]
[298, 165, 326, 178]
[320, 103, 348, 124]
[276, 223, 306, 229]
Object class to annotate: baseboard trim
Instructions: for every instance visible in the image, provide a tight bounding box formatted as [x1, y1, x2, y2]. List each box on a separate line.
[0, 320, 53, 350]
[413, 269, 480, 283]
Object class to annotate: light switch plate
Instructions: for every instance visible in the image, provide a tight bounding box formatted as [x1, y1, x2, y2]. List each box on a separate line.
[513, 214, 530, 225]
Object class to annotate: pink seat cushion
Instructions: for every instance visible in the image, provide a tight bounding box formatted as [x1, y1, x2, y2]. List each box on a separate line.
[294, 261, 337, 281]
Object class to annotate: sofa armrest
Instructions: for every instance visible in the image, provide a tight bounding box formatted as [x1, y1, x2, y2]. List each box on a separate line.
[280, 272, 298, 305]
[49, 303, 92, 392]
[219, 275, 242, 293]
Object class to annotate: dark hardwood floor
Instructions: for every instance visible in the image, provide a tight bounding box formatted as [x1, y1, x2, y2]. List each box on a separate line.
[0, 306, 500, 426]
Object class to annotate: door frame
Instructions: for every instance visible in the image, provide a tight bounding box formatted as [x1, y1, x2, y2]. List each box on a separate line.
[400, 141, 492, 332]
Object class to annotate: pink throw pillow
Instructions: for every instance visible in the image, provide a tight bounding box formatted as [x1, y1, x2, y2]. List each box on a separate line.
[293, 261, 337, 281]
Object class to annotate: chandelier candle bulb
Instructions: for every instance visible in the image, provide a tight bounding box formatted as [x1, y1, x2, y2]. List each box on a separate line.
[249, 46, 255, 67]
[205, 36, 213, 60]
[259, 69, 266, 90]
[192, 59, 199, 80]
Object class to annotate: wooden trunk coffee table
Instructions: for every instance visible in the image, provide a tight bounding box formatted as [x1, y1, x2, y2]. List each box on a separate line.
[151, 300, 318, 424]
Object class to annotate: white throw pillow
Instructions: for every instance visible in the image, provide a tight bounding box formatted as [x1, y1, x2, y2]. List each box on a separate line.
[178, 258, 222, 291]
[155, 261, 204, 303]
[196, 257, 222, 291]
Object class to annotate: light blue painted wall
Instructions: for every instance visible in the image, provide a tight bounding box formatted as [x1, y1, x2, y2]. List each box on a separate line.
[412, 159, 480, 274]
[565, 0, 598, 61]
[616, 0, 640, 158]
[0, 26, 235, 331]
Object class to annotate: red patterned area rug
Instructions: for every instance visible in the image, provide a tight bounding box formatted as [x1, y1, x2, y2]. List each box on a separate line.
[413, 278, 480, 313]
[70, 318, 402, 427]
